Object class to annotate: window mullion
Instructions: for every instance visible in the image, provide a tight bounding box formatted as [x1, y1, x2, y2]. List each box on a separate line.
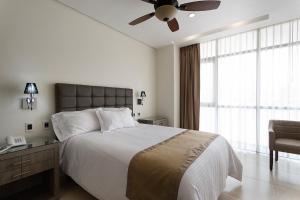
[256, 29, 261, 153]
[214, 39, 219, 133]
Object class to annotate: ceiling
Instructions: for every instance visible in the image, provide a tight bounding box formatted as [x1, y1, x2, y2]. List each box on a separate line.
[57, 0, 300, 48]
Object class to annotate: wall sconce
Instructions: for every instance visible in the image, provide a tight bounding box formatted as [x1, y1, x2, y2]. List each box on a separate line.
[23, 83, 38, 110]
[137, 91, 146, 106]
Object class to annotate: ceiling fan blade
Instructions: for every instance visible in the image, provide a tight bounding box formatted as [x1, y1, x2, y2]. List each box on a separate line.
[141, 0, 157, 4]
[129, 12, 155, 26]
[167, 18, 179, 32]
[179, 1, 221, 11]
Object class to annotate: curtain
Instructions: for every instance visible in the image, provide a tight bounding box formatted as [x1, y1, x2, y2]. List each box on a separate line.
[180, 44, 200, 130]
[259, 20, 300, 158]
[217, 31, 257, 151]
[200, 18, 300, 158]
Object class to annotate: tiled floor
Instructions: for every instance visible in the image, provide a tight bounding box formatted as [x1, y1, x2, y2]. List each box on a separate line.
[59, 151, 300, 200]
[219, 151, 300, 200]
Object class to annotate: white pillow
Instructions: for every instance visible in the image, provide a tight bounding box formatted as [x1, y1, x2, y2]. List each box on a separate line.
[96, 108, 136, 132]
[100, 107, 127, 111]
[51, 109, 100, 141]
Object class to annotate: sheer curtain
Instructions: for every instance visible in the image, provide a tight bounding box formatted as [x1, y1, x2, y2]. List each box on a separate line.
[259, 20, 300, 157]
[200, 18, 300, 157]
[200, 40, 216, 133]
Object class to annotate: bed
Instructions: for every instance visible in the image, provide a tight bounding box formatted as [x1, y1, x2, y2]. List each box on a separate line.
[55, 83, 243, 200]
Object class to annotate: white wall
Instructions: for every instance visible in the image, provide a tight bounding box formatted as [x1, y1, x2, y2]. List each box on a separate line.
[0, 0, 157, 142]
[173, 46, 180, 128]
[156, 44, 180, 127]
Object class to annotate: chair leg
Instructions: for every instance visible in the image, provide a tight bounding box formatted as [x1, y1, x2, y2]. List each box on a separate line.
[275, 151, 278, 162]
[270, 150, 273, 171]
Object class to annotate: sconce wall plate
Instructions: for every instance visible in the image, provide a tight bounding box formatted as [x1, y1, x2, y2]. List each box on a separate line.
[22, 98, 37, 110]
[137, 99, 143, 105]
[137, 90, 146, 106]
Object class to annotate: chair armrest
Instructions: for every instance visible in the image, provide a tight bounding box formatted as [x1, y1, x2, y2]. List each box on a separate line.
[269, 121, 276, 150]
[269, 120, 275, 133]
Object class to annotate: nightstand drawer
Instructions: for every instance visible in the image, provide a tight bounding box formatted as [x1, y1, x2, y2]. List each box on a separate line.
[21, 149, 54, 178]
[154, 119, 168, 126]
[22, 159, 54, 178]
[138, 117, 168, 126]
[22, 149, 54, 166]
[0, 140, 59, 197]
[0, 168, 22, 185]
[0, 157, 21, 173]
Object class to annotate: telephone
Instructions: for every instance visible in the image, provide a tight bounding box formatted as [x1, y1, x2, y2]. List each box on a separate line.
[7, 136, 27, 146]
[0, 136, 27, 153]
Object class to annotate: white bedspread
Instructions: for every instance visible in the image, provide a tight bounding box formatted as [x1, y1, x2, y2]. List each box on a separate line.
[60, 124, 242, 200]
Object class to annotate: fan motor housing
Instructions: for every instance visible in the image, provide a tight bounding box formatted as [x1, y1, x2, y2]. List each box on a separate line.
[154, 0, 178, 22]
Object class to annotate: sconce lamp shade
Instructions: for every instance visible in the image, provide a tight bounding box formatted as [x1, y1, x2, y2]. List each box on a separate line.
[140, 91, 146, 98]
[24, 83, 38, 94]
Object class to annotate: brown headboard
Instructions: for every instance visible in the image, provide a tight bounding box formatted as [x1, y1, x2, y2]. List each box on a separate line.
[55, 83, 133, 113]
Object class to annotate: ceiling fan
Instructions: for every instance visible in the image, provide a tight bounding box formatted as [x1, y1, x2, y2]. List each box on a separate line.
[129, 0, 221, 32]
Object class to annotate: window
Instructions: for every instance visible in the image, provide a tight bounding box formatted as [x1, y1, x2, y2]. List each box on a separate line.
[200, 41, 216, 133]
[200, 19, 300, 157]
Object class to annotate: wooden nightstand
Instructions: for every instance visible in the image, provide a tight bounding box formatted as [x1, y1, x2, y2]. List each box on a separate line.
[138, 116, 168, 126]
[0, 137, 59, 199]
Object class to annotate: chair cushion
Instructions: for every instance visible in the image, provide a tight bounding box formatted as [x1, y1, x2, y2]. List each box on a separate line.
[275, 138, 300, 154]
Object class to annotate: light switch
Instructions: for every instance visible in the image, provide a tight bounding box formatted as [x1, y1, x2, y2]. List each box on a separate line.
[25, 123, 33, 132]
[43, 121, 49, 129]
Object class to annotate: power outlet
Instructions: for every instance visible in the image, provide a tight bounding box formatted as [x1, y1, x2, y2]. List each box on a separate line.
[25, 123, 33, 132]
[43, 121, 50, 129]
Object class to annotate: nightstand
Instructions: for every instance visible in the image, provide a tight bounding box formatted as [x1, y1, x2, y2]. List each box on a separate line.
[138, 116, 168, 126]
[0, 137, 59, 199]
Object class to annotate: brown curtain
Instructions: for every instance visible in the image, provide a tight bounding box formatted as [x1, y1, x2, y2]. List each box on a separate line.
[180, 44, 200, 130]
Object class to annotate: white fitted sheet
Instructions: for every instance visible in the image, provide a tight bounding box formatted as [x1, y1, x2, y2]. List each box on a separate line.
[60, 124, 242, 200]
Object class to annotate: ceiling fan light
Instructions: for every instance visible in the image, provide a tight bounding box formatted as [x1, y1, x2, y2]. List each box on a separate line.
[155, 5, 177, 22]
[188, 13, 196, 18]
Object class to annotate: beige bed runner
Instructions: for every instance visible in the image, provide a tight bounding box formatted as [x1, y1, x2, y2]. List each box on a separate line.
[126, 130, 218, 200]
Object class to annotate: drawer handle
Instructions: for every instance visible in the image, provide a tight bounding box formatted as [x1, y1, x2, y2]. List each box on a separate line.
[11, 174, 22, 179]
[9, 162, 21, 167]
[22, 170, 32, 176]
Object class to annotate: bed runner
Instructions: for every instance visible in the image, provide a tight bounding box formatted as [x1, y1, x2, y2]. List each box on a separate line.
[126, 130, 218, 200]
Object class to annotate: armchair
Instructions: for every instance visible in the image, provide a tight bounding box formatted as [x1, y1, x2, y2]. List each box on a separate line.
[269, 120, 300, 171]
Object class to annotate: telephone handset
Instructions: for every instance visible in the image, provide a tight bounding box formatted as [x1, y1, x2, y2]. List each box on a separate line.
[7, 136, 27, 146]
[0, 136, 27, 153]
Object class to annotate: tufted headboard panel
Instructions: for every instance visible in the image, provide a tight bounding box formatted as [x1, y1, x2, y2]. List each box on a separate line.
[55, 83, 133, 113]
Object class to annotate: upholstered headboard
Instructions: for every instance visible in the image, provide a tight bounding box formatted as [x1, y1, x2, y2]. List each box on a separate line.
[55, 83, 133, 113]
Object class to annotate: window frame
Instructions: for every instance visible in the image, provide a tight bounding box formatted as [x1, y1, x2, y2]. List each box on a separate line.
[200, 18, 300, 152]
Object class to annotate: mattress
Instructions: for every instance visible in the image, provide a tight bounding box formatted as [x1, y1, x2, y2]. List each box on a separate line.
[60, 124, 242, 200]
